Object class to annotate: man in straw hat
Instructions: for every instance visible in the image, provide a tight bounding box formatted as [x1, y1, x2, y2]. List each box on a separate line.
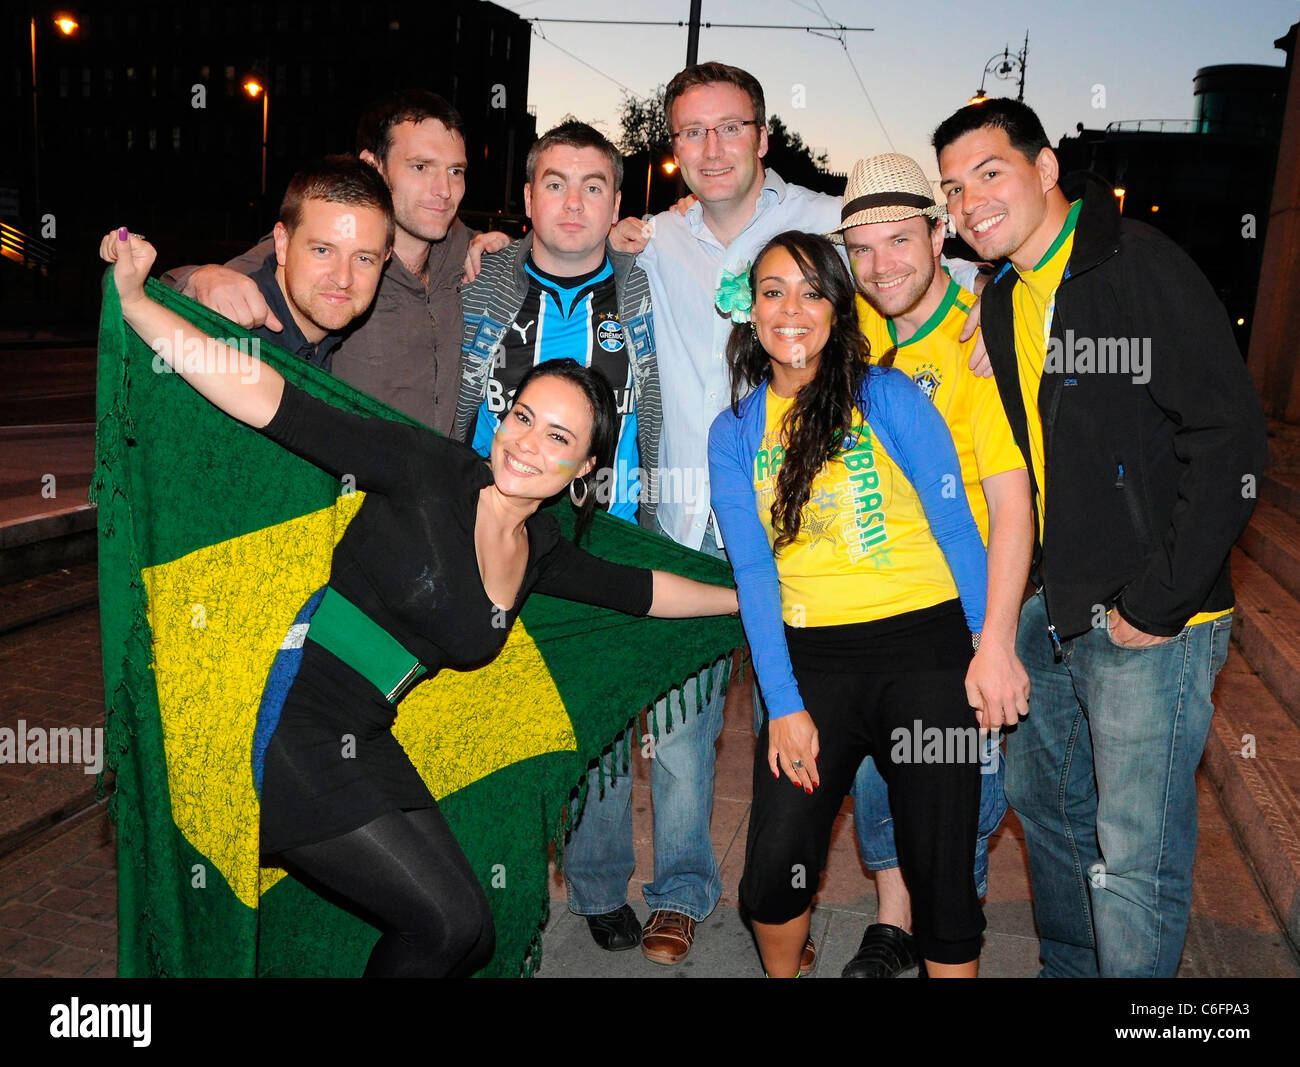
[933, 97, 1263, 977]
[827, 152, 1034, 978]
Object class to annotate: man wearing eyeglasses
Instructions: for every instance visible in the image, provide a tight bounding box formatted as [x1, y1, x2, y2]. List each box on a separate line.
[564, 62, 853, 970]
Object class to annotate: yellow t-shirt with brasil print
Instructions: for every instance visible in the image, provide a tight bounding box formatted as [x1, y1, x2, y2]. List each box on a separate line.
[1011, 199, 1228, 629]
[857, 276, 1024, 546]
[753, 386, 960, 627]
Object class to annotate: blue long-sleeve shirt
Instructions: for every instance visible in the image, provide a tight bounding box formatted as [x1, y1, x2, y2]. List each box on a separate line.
[708, 365, 987, 719]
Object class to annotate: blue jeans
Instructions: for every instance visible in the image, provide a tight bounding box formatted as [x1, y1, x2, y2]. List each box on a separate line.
[1007, 591, 1231, 977]
[564, 524, 728, 921]
[851, 738, 1006, 898]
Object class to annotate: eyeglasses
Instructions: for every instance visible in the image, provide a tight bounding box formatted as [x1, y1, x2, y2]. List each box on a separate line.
[670, 120, 760, 144]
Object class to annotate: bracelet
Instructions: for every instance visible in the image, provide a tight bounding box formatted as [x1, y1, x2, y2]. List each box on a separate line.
[971, 632, 981, 652]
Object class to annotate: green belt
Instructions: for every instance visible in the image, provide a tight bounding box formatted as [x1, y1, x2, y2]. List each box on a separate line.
[306, 586, 428, 704]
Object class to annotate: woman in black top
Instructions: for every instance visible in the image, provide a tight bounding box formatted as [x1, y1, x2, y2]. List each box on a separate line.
[102, 229, 738, 977]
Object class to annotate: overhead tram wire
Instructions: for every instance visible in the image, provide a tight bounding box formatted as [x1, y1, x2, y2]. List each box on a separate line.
[529, 23, 640, 96]
[523, 17, 874, 33]
[805, 0, 897, 153]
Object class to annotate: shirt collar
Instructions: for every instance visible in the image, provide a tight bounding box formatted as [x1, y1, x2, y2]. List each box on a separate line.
[685, 167, 786, 236]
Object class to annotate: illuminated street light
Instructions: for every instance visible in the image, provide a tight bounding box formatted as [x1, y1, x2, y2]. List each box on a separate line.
[1113, 187, 1127, 215]
[245, 78, 269, 197]
[663, 161, 677, 175]
[30, 11, 79, 209]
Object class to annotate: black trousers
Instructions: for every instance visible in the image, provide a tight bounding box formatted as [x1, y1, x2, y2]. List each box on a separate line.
[740, 615, 986, 964]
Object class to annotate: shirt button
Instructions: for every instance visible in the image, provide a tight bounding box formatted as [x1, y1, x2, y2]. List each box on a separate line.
[709, 391, 717, 400]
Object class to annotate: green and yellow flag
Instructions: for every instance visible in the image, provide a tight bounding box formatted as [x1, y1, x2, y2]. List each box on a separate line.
[93, 276, 741, 977]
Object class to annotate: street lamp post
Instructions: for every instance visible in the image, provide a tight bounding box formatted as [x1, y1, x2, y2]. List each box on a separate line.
[969, 31, 1029, 105]
[244, 79, 269, 197]
[644, 156, 677, 214]
[29, 11, 80, 212]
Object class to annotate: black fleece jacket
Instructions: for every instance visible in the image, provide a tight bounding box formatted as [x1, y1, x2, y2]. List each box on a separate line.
[980, 171, 1266, 640]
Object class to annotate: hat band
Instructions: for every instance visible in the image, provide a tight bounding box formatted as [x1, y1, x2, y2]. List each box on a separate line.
[841, 191, 936, 222]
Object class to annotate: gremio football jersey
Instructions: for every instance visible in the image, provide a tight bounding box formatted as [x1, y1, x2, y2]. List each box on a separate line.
[471, 255, 640, 522]
[857, 275, 1024, 544]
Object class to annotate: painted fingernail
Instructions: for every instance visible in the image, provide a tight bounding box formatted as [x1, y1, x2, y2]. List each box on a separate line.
[805, 786, 812, 795]
[118, 227, 128, 241]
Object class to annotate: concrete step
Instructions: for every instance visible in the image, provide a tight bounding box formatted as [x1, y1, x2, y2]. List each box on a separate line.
[1262, 471, 1300, 526]
[1230, 547, 1300, 732]
[1202, 647, 1300, 948]
[1238, 497, 1300, 603]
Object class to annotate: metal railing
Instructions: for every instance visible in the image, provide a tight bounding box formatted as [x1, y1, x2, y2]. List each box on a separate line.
[0, 223, 55, 271]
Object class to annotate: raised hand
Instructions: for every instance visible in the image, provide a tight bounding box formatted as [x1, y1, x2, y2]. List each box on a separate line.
[99, 228, 157, 307]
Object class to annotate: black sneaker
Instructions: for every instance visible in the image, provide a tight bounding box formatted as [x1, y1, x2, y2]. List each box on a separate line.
[584, 904, 643, 951]
[841, 923, 919, 978]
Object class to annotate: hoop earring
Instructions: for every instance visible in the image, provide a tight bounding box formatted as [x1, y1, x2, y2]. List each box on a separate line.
[569, 477, 589, 507]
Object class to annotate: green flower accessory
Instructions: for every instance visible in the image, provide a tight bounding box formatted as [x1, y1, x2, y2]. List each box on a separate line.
[715, 263, 754, 324]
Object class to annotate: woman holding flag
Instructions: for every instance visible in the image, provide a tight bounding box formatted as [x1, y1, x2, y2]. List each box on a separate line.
[100, 227, 738, 978]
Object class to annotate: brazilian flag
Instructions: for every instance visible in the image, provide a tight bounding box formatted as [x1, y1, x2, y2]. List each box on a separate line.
[93, 275, 741, 977]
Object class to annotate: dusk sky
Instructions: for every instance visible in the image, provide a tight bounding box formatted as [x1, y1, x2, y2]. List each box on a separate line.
[505, 0, 1298, 183]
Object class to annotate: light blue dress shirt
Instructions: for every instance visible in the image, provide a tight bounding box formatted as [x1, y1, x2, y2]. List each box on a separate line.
[637, 169, 842, 549]
[637, 168, 982, 550]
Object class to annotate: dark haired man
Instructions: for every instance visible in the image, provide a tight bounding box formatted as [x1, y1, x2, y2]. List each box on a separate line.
[209, 155, 393, 372]
[456, 121, 658, 534]
[163, 90, 507, 434]
[934, 98, 1265, 977]
[456, 125, 661, 955]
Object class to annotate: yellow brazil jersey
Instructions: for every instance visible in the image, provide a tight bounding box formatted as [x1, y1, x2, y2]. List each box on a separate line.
[753, 387, 959, 627]
[1011, 200, 1227, 628]
[857, 276, 1024, 546]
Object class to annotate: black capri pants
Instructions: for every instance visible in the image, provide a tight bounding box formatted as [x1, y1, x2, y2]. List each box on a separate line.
[739, 602, 986, 965]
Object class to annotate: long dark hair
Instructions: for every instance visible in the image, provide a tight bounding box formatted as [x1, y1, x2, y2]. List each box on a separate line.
[510, 359, 618, 542]
[725, 230, 877, 551]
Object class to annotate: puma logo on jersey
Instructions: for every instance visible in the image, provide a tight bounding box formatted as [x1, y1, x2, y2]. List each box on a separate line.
[510, 319, 535, 345]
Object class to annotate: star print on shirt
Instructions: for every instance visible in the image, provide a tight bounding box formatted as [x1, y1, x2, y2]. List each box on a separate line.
[812, 488, 837, 512]
[802, 509, 837, 548]
[866, 545, 894, 569]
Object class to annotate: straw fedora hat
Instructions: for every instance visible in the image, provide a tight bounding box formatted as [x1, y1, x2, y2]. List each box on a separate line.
[827, 153, 947, 242]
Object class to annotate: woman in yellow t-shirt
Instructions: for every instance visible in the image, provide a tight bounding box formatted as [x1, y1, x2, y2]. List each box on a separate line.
[708, 231, 989, 977]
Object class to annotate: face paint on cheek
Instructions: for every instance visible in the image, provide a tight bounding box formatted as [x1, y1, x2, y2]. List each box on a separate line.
[556, 459, 575, 470]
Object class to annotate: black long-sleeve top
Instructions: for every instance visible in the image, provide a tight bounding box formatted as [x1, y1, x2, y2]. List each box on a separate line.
[260, 381, 654, 674]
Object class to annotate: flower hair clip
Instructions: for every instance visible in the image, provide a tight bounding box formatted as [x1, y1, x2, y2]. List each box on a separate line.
[715, 264, 754, 324]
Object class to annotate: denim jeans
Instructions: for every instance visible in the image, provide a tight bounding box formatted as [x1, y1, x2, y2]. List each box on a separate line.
[1007, 591, 1231, 977]
[851, 738, 1007, 898]
[564, 523, 728, 921]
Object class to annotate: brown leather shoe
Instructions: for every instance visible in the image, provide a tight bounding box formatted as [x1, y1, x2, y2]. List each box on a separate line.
[799, 937, 817, 977]
[641, 909, 696, 965]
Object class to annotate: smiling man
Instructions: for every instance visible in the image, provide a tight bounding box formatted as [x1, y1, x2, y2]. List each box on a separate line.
[934, 98, 1264, 978]
[234, 155, 392, 372]
[830, 152, 1032, 978]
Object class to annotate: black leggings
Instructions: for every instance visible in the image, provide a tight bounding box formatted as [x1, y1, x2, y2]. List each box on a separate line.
[276, 806, 495, 977]
[740, 661, 985, 965]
